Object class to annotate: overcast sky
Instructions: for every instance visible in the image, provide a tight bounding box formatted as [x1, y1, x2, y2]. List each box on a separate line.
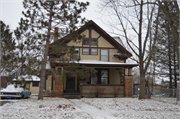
[0, 0, 109, 32]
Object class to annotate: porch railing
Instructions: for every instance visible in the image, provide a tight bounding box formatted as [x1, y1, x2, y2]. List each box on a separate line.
[80, 84, 124, 98]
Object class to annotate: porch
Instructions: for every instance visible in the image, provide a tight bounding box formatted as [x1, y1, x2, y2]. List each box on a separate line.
[47, 60, 137, 98]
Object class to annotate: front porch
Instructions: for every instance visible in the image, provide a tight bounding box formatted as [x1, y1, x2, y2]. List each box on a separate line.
[46, 60, 137, 98]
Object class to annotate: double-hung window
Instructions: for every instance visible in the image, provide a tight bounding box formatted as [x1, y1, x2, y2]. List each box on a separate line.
[83, 48, 89, 54]
[91, 48, 97, 55]
[101, 49, 108, 61]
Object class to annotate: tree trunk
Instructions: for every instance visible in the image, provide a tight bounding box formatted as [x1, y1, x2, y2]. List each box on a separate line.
[168, 24, 173, 97]
[139, 70, 145, 99]
[38, 4, 53, 100]
[138, 0, 145, 100]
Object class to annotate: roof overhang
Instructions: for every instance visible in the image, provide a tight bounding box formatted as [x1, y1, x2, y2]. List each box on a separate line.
[51, 60, 138, 68]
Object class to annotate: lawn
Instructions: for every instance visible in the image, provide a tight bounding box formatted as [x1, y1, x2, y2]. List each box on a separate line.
[0, 96, 180, 119]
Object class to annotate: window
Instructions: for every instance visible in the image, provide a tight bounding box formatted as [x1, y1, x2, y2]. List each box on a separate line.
[91, 71, 98, 84]
[83, 39, 89, 45]
[71, 48, 79, 60]
[91, 40, 97, 45]
[101, 70, 108, 84]
[91, 48, 97, 55]
[83, 48, 89, 54]
[33, 82, 39, 87]
[101, 49, 108, 61]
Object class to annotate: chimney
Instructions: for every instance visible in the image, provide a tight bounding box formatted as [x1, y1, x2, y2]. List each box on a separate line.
[54, 27, 58, 41]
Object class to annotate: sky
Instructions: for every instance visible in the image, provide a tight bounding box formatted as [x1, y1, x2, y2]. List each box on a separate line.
[0, 0, 109, 32]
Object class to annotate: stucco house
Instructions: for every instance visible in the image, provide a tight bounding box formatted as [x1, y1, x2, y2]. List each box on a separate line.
[46, 20, 138, 98]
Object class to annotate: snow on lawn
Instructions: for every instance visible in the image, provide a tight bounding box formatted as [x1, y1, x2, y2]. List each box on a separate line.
[1, 97, 180, 119]
[81, 98, 180, 119]
[0, 96, 91, 119]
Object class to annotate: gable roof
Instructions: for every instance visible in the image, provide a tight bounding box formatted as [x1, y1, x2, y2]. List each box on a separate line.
[54, 20, 132, 57]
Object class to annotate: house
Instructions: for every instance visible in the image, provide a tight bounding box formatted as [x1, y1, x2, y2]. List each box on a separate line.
[46, 20, 138, 98]
[0, 62, 41, 95]
[13, 75, 40, 95]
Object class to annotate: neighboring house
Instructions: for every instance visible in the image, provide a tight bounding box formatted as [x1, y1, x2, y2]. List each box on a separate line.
[13, 75, 40, 95]
[46, 20, 138, 98]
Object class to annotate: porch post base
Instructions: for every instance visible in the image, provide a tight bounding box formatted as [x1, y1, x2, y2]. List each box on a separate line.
[55, 76, 63, 97]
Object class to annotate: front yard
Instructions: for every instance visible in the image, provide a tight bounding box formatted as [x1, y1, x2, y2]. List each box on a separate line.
[0, 96, 180, 119]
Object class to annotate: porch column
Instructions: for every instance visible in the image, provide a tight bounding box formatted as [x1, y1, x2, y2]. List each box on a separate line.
[54, 67, 64, 97]
[124, 76, 133, 97]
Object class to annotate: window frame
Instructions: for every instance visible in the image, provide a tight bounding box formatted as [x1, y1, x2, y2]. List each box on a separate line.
[91, 48, 98, 55]
[100, 49, 109, 61]
[90, 39, 97, 45]
[82, 48, 89, 55]
[32, 81, 39, 87]
[83, 39, 90, 45]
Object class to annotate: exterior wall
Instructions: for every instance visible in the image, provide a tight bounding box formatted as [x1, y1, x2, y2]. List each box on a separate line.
[109, 49, 124, 63]
[67, 29, 89, 47]
[29, 82, 39, 94]
[98, 36, 114, 48]
[109, 68, 120, 84]
[91, 30, 99, 38]
[124, 76, 133, 97]
[66, 28, 124, 63]
[55, 76, 63, 97]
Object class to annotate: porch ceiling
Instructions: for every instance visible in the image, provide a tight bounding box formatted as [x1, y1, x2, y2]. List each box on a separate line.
[52, 60, 138, 68]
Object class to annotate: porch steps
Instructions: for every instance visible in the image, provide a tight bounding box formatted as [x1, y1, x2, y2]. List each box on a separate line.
[63, 90, 81, 99]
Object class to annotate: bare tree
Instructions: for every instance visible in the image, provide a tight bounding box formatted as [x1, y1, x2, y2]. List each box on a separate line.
[99, 0, 160, 99]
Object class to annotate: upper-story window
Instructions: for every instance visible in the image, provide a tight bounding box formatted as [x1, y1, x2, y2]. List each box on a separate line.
[83, 48, 89, 54]
[83, 39, 97, 45]
[101, 49, 108, 61]
[91, 48, 97, 55]
[71, 48, 79, 60]
[83, 39, 89, 45]
[91, 40, 97, 45]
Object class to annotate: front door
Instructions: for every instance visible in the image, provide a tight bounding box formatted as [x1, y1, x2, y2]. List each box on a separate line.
[66, 73, 75, 90]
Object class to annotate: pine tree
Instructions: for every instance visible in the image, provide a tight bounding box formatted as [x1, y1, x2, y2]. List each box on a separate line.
[13, 18, 42, 87]
[21, 0, 89, 100]
[0, 20, 16, 76]
[154, 0, 179, 92]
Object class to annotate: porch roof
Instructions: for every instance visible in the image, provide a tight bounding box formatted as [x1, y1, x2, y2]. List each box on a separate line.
[54, 60, 138, 68]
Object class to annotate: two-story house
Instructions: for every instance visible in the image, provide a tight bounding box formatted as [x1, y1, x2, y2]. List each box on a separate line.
[46, 20, 137, 98]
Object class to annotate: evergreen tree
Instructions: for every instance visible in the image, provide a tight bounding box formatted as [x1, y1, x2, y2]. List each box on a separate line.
[13, 18, 42, 87]
[153, 0, 179, 92]
[21, 0, 89, 100]
[0, 20, 16, 75]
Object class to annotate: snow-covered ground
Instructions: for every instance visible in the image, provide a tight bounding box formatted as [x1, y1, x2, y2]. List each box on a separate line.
[0, 96, 180, 119]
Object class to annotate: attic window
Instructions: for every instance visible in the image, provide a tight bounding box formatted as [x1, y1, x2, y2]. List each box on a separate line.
[91, 40, 97, 45]
[83, 39, 89, 45]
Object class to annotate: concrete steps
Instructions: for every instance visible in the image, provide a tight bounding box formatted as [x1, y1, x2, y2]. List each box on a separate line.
[63, 90, 81, 99]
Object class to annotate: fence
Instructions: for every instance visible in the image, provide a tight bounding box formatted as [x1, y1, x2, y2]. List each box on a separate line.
[133, 87, 180, 105]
